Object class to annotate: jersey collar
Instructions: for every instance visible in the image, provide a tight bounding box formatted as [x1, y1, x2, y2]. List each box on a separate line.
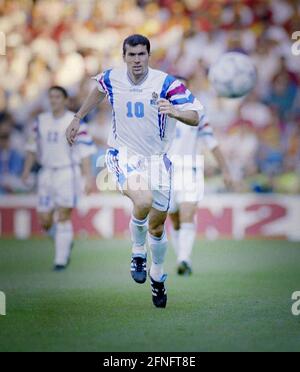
[127, 68, 149, 86]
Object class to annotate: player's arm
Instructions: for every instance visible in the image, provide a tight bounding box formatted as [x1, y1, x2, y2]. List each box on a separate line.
[22, 151, 36, 184]
[75, 122, 97, 194]
[80, 156, 94, 195]
[211, 146, 233, 190]
[22, 119, 38, 183]
[66, 87, 106, 146]
[158, 99, 199, 126]
[198, 121, 233, 190]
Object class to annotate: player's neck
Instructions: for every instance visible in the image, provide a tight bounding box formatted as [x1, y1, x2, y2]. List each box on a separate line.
[52, 109, 66, 119]
[127, 68, 149, 85]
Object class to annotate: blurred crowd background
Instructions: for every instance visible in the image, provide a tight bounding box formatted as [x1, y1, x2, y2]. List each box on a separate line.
[0, 0, 300, 195]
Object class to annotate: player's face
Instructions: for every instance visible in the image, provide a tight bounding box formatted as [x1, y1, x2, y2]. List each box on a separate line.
[49, 90, 67, 113]
[123, 44, 149, 78]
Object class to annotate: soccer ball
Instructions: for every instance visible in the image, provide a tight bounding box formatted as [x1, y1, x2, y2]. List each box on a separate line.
[208, 52, 256, 98]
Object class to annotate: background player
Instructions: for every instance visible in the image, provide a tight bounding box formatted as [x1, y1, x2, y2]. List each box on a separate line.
[66, 34, 205, 308]
[169, 78, 233, 275]
[22, 86, 96, 271]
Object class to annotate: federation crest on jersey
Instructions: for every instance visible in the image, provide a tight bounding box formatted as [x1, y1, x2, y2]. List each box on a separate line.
[150, 92, 159, 106]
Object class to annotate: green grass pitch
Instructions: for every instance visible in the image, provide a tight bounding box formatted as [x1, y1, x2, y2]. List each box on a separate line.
[0, 238, 300, 352]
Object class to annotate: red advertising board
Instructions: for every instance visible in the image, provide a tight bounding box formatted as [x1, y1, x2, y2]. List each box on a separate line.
[0, 194, 299, 241]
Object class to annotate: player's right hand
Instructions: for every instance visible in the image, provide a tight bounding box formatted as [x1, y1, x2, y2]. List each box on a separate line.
[66, 117, 80, 146]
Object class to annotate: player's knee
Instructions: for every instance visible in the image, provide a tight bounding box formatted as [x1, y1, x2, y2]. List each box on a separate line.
[172, 221, 180, 230]
[40, 218, 52, 231]
[180, 212, 194, 223]
[169, 213, 180, 230]
[180, 205, 196, 223]
[148, 223, 164, 238]
[58, 209, 72, 222]
[134, 199, 152, 216]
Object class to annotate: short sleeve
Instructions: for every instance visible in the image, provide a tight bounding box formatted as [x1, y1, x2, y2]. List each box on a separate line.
[91, 72, 107, 94]
[165, 78, 205, 117]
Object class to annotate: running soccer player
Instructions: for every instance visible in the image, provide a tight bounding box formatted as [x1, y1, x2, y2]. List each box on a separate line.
[168, 78, 233, 275]
[66, 34, 204, 308]
[22, 86, 96, 271]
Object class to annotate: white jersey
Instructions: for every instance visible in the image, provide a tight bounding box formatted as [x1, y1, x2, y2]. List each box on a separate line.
[26, 110, 96, 168]
[169, 118, 219, 161]
[168, 117, 219, 213]
[93, 66, 204, 157]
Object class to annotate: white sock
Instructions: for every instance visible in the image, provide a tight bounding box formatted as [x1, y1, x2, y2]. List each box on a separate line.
[55, 221, 73, 266]
[148, 230, 168, 282]
[130, 215, 148, 256]
[177, 222, 196, 265]
[170, 226, 180, 255]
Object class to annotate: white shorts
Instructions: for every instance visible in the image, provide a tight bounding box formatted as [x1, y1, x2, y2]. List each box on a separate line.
[37, 165, 82, 213]
[105, 148, 172, 212]
[168, 165, 204, 214]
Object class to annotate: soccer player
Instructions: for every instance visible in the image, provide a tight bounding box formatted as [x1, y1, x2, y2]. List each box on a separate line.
[66, 34, 204, 308]
[168, 78, 233, 276]
[22, 86, 96, 271]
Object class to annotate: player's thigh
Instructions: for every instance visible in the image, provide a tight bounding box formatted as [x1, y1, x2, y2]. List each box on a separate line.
[106, 148, 152, 214]
[123, 174, 153, 214]
[179, 202, 198, 223]
[38, 211, 54, 230]
[148, 208, 168, 237]
[57, 207, 73, 222]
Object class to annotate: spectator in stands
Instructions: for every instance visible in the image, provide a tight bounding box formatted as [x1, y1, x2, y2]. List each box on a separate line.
[0, 113, 25, 194]
[264, 57, 299, 122]
[0, 0, 299, 194]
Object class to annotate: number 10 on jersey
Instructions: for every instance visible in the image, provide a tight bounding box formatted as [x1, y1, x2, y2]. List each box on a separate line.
[126, 101, 144, 118]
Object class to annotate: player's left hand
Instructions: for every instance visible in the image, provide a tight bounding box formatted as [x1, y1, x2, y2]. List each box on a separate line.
[157, 99, 178, 119]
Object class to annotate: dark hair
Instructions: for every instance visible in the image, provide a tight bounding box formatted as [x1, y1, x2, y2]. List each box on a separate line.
[48, 86, 68, 99]
[123, 34, 150, 56]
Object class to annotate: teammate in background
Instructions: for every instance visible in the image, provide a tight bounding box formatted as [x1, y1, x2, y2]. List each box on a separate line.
[169, 78, 233, 276]
[66, 34, 205, 308]
[22, 86, 96, 271]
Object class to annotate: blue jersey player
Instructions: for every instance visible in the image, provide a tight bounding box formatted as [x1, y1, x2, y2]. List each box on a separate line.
[66, 35, 204, 308]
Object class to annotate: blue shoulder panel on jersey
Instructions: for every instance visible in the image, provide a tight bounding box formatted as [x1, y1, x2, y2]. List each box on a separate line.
[103, 69, 113, 105]
[160, 75, 177, 99]
[171, 93, 195, 105]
